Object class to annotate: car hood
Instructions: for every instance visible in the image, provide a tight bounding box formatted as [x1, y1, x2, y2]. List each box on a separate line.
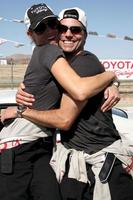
[0, 89, 17, 104]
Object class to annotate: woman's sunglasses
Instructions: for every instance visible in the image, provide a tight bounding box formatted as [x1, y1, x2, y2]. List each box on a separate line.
[58, 24, 84, 34]
[34, 20, 59, 34]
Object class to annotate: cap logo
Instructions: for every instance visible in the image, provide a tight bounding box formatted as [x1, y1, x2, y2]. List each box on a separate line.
[59, 7, 87, 30]
[63, 14, 78, 20]
[31, 5, 48, 14]
[25, 3, 57, 30]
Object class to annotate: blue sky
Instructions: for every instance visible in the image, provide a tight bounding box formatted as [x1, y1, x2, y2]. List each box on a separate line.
[0, 0, 133, 59]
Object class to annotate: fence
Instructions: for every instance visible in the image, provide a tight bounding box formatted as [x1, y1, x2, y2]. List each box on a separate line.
[0, 63, 133, 107]
[0, 63, 26, 89]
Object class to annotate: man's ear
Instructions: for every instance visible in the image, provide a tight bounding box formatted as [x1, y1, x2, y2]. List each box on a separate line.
[27, 30, 33, 36]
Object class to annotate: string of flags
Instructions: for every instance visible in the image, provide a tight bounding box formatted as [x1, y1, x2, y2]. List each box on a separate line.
[88, 31, 133, 41]
[0, 16, 133, 48]
[0, 17, 24, 23]
[0, 37, 25, 47]
[0, 16, 25, 47]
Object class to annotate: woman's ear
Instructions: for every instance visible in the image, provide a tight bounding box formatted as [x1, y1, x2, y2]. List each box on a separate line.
[27, 30, 33, 36]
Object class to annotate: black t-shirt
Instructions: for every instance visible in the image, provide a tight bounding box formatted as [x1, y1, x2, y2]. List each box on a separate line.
[23, 44, 65, 110]
[61, 51, 120, 154]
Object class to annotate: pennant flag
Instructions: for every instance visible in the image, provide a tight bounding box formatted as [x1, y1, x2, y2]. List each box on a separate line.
[14, 43, 24, 48]
[88, 31, 98, 36]
[106, 33, 116, 38]
[0, 16, 24, 23]
[0, 38, 7, 45]
[124, 36, 133, 41]
[12, 19, 24, 23]
[0, 37, 25, 47]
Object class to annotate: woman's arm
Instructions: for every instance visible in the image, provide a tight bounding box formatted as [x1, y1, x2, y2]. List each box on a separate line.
[51, 57, 116, 101]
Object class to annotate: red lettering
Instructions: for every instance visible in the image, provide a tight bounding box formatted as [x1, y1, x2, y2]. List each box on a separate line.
[117, 61, 124, 69]
[102, 61, 110, 69]
[110, 61, 117, 69]
[114, 70, 133, 78]
[125, 61, 131, 69]
[0, 143, 7, 153]
[125, 157, 133, 174]
[12, 139, 21, 147]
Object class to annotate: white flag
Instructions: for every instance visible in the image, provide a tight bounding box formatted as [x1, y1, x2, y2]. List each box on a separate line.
[0, 38, 7, 45]
[14, 42, 24, 48]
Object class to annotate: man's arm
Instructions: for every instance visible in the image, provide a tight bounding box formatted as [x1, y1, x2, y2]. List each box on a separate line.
[22, 93, 87, 130]
[16, 85, 120, 129]
[1, 93, 87, 130]
[101, 85, 120, 112]
[21, 86, 120, 128]
[1, 82, 120, 125]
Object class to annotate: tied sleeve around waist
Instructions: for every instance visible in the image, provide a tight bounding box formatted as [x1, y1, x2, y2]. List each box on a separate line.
[50, 138, 133, 200]
[50, 142, 88, 183]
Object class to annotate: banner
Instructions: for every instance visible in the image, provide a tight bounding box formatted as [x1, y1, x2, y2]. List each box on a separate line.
[101, 59, 133, 80]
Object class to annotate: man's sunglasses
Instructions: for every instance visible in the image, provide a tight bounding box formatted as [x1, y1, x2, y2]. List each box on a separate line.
[58, 24, 84, 34]
[34, 20, 59, 34]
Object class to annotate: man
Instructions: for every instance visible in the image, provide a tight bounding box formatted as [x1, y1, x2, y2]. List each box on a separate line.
[15, 7, 133, 200]
[55, 9, 133, 200]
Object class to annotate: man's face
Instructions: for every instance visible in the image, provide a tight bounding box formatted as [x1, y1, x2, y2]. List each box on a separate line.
[59, 18, 86, 54]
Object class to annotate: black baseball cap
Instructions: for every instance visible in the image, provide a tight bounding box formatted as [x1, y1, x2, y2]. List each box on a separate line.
[24, 3, 58, 30]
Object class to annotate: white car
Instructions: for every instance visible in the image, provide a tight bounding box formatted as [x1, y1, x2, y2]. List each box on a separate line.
[0, 89, 17, 108]
[112, 107, 128, 118]
[0, 89, 17, 130]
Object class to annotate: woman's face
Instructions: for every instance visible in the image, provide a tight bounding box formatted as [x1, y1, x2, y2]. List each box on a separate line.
[30, 19, 59, 46]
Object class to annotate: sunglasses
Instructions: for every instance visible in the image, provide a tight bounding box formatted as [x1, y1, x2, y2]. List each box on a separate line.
[34, 20, 59, 34]
[58, 24, 84, 34]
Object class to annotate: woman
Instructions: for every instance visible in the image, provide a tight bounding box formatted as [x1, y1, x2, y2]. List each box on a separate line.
[0, 3, 116, 200]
